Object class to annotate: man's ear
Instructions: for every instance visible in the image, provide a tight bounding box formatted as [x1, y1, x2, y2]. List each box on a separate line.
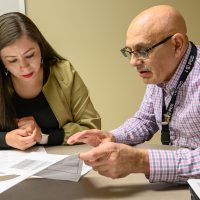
[171, 33, 187, 58]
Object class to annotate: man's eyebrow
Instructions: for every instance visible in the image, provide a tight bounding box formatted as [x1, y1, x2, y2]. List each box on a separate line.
[126, 42, 149, 50]
[134, 42, 150, 48]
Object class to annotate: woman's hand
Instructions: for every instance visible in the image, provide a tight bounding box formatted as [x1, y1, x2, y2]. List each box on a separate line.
[17, 116, 42, 143]
[5, 128, 37, 150]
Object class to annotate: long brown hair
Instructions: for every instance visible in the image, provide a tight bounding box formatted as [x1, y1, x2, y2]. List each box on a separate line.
[0, 12, 66, 131]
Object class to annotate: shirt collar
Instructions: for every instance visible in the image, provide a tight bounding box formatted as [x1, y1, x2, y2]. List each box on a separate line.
[157, 42, 192, 94]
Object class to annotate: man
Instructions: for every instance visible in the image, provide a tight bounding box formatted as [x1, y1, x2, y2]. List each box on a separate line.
[67, 5, 200, 183]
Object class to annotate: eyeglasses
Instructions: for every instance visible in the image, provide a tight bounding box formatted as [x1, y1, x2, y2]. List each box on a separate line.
[120, 35, 173, 60]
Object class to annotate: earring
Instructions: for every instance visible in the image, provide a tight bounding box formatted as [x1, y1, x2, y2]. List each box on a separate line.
[4, 68, 8, 76]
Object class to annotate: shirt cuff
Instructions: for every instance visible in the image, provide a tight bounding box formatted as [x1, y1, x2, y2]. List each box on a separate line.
[111, 129, 130, 144]
[148, 149, 178, 183]
[38, 133, 49, 145]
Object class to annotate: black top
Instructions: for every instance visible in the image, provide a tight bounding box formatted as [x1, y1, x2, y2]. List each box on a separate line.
[0, 92, 64, 149]
[14, 91, 59, 130]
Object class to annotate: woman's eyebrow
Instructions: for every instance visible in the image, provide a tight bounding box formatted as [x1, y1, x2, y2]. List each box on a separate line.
[4, 48, 35, 58]
[23, 48, 35, 55]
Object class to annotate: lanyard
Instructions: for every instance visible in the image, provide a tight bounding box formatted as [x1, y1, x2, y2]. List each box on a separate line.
[161, 42, 197, 145]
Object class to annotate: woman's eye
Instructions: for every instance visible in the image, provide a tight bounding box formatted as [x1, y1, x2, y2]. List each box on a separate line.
[8, 59, 17, 63]
[26, 53, 34, 58]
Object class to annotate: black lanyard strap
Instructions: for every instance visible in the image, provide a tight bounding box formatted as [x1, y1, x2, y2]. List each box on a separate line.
[161, 42, 197, 145]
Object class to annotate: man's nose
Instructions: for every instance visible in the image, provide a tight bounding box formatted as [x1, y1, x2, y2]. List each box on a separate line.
[129, 55, 143, 67]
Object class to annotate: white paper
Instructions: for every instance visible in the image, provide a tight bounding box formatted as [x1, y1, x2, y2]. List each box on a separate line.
[81, 162, 92, 176]
[188, 179, 200, 198]
[0, 152, 66, 193]
[0, 147, 91, 193]
[37, 154, 84, 182]
[0, 146, 46, 175]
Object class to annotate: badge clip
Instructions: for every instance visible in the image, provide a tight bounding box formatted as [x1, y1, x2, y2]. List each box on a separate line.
[162, 113, 170, 125]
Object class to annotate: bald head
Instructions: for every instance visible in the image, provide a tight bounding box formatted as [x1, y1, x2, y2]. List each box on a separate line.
[127, 5, 187, 41]
[125, 5, 189, 85]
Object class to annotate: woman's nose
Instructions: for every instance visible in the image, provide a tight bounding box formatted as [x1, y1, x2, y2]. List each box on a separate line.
[19, 58, 29, 69]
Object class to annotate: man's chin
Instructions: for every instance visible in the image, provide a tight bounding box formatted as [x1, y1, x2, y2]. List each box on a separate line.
[142, 78, 153, 84]
[142, 78, 159, 84]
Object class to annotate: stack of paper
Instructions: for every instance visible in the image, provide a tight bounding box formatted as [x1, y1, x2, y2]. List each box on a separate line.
[0, 147, 91, 194]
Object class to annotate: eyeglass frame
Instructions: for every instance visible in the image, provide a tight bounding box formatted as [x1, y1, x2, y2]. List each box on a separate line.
[120, 35, 174, 60]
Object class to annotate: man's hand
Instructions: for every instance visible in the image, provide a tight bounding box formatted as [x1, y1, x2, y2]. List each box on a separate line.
[67, 129, 116, 147]
[80, 142, 150, 179]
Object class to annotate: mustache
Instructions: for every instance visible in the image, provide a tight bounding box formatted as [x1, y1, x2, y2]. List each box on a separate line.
[137, 65, 151, 72]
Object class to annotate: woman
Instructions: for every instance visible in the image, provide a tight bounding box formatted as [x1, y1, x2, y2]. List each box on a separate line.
[0, 12, 101, 150]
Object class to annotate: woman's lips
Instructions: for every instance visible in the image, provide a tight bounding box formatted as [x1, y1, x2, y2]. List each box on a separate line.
[22, 72, 33, 78]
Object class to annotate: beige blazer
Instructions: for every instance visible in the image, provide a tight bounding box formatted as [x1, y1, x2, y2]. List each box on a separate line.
[42, 60, 101, 144]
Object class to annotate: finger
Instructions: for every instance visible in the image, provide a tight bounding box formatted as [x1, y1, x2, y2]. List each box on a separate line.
[67, 130, 94, 144]
[31, 128, 38, 139]
[18, 122, 36, 134]
[18, 119, 32, 127]
[18, 116, 34, 121]
[18, 116, 34, 126]
[20, 132, 36, 144]
[84, 157, 108, 168]
[67, 129, 103, 145]
[18, 125, 34, 136]
[16, 129, 30, 137]
[93, 164, 108, 172]
[18, 123, 31, 130]
[79, 145, 109, 162]
[19, 141, 37, 150]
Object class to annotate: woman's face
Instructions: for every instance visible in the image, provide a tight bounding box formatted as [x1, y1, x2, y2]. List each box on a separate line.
[0, 35, 42, 82]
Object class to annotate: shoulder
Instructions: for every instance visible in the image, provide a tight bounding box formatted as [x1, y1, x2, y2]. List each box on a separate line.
[194, 45, 200, 66]
[146, 84, 159, 93]
[50, 60, 76, 84]
[188, 45, 200, 84]
[143, 84, 161, 100]
[52, 60, 75, 76]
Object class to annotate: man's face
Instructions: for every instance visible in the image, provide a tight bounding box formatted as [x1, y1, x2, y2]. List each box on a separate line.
[125, 32, 177, 85]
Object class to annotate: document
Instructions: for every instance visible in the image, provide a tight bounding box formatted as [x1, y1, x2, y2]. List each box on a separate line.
[0, 150, 91, 194]
[37, 154, 83, 181]
[188, 179, 200, 200]
[0, 146, 46, 175]
[0, 152, 67, 194]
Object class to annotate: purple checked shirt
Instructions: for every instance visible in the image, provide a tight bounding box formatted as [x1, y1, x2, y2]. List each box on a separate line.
[112, 42, 200, 183]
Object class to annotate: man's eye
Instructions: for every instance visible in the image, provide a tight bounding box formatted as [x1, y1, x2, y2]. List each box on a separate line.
[138, 49, 148, 55]
[138, 47, 147, 52]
